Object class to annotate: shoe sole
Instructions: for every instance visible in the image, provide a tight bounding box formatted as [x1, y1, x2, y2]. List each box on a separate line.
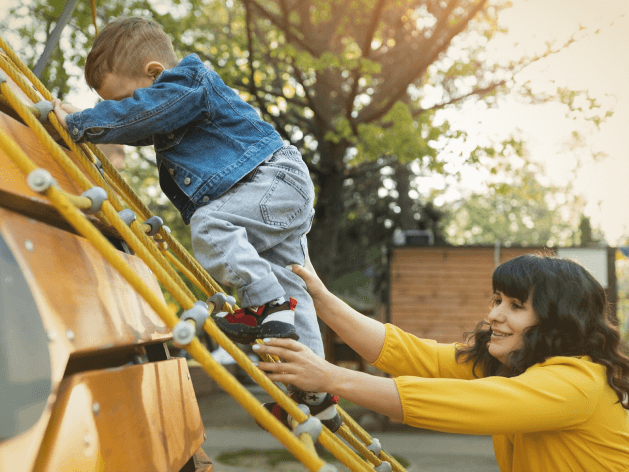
[215, 318, 300, 344]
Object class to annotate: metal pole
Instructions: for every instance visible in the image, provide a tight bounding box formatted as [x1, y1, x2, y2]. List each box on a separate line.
[33, 0, 80, 78]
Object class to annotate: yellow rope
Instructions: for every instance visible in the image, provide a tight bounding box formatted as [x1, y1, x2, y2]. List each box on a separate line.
[0, 32, 408, 472]
[0, 124, 329, 472]
[0, 72, 372, 472]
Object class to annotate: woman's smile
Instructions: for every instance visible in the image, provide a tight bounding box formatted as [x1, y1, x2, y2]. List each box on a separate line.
[486, 290, 538, 365]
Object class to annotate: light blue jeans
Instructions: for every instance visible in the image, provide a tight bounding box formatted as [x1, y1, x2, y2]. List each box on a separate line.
[190, 145, 324, 357]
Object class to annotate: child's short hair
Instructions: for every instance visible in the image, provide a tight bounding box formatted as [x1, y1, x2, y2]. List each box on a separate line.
[84, 17, 178, 90]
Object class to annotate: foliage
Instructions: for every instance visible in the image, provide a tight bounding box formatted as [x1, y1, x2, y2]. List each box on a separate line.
[442, 154, 585, 247]
[2, 0, 606, 293]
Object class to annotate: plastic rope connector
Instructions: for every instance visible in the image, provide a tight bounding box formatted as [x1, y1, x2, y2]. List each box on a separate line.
[33, 100, 54, 123]
[92, 157, 105, 176]
[374, 461, 392, 472]
[118, 209, 136, 226]
[81, 187, 108, 214]
[181, 303, 210, 334]
[207, 293, 236, 314]
[367, 437, 382, 456]
[163, 225, 171, 234]
[143, 216, 163, 236]
[172, 320, 196, 345]
[27, 168, 56, 192]
[294, 416, 322, 442]
[0, 70, 7, 84]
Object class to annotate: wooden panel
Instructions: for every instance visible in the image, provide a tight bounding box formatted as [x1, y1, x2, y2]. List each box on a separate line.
[0, 208, 173, 471]
[389, 246, 547, 343]
[0, 111, 124, 237]
[0, 208, 171, 357]
[0, 112, 87, 204]
[35, 358, 204, 472]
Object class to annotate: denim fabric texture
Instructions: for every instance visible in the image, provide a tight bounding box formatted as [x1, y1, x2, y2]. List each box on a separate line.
[190, 146, 323, 356]
[65, 54, 285, 224]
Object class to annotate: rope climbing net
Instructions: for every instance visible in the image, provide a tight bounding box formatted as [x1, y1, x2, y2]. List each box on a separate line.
[0, 34, 407, 472]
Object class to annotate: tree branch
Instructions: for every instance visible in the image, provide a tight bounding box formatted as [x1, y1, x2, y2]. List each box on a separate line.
[345, 0, 387, 133]
[358, 0, 488, 125]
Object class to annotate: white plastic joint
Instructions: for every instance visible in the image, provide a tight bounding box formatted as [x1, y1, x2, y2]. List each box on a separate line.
[0, 70, 7, 84]
[374, 461, 392, 472]
[181, 303, 209, 334]
[27, 168, 56, 192]
[207, 292, 236, 314]
[118, 209, 136, 226]
[172, 320, 196, 345]
[81, 187, 108, 214]
[367, 437, 382, 456]
[33, 100, 54, 123]
[92, 157, 104, 176]
[294, 416, 322, 442]
[143, 216, 163, 236]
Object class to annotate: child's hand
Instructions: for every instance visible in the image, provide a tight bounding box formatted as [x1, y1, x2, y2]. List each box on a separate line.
[52, 99, 81, 130]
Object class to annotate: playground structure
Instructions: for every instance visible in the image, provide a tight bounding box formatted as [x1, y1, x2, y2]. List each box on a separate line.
[0, 32, 407, 472]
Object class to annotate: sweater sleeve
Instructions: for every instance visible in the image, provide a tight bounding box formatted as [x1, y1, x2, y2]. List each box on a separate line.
[372, 324, 478, 380]
[394, 356, 605, 435]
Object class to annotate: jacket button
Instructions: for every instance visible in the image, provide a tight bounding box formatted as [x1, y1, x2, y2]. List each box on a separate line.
[168, 133, 174, 139]
[184, 177, 191, 185]
[202, 196, 209, 203]
[169, 168, 174, 175]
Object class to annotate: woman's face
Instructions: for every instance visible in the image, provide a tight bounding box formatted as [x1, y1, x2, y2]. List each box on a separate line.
[487, 290, 538, 365]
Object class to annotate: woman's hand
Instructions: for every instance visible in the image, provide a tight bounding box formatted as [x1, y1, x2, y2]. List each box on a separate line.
[290, 263, 330, 305]
[254, 338, 338, 394]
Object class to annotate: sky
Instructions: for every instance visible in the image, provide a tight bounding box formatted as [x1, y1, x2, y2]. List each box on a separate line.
[1, 0, 628, 244]
[439, 0, 629, 245]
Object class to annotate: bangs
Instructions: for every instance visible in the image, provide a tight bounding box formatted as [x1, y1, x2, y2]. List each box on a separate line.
[492, 254, 539, 302]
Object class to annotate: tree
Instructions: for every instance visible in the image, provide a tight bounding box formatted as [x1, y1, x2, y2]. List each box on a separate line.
[442, 154, 586, 247]
[3, 0, 595, 286]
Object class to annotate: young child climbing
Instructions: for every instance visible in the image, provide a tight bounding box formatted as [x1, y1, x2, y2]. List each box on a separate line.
[53, 16, 341, 430]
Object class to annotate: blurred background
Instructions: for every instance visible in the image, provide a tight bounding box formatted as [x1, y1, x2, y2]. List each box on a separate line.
[3, 0, 626, 360]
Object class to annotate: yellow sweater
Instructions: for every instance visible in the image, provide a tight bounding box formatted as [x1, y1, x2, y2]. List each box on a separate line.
[373, 324, 629, 472]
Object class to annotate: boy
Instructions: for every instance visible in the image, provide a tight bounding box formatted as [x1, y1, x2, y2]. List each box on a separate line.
[53, 16, 340, 430]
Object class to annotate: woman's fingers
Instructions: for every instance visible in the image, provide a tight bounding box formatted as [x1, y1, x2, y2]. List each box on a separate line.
[252, 338, 303, 359]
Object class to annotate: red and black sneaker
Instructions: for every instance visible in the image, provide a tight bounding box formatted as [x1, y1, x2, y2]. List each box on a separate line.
[262, 392, 343, 432]
[214, 297, 299, 344]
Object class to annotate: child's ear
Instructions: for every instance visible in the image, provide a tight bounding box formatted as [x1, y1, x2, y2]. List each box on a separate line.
[145, 61, 165, 80]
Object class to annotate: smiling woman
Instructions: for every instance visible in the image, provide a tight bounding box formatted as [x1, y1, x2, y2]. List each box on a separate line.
[254, 254, 629, 472]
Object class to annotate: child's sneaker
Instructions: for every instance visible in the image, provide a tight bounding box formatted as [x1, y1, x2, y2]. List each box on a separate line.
[214, 297, 299, 344]
[262, 392, 343, 432]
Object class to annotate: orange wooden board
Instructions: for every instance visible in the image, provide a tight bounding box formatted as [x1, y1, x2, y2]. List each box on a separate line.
[0, 207, 174, 471]
[0, 207, 171, 358]
[34, 357, 204, 472]
[0, 111, 87, 202]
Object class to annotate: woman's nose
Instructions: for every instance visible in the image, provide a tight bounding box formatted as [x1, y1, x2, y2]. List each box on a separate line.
[488, 306, 504, 322]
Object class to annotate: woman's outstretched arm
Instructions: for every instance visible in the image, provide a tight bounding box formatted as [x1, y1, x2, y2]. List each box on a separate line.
[291, 264, 386, 364]
[254, 338, 404, 421]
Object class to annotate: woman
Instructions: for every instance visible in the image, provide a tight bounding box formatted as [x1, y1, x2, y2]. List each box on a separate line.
[253, 254, 629, 471]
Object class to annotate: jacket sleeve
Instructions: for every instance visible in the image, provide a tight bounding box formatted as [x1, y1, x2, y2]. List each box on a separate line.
[65, 77, 206, 145]
[393, 357, 605, 435]
[372, 324, 478, 380]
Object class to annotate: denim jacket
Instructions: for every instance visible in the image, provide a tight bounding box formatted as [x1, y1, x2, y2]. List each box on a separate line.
[66, 54, 284, 224]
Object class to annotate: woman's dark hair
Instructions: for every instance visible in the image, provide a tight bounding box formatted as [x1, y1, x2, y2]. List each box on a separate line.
[455, 252, 629, 408]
